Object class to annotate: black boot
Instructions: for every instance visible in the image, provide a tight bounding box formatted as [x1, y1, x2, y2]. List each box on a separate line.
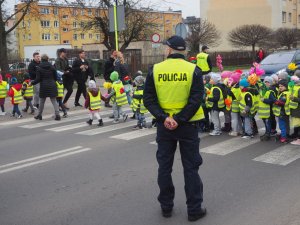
[221, 123, 231, 132]
[86, 119, 93, 125]
[34, 115, 42, 120]
[130, 114, 136, 119]
[98, 119, 103, 126]
[55, 115, 61, 121]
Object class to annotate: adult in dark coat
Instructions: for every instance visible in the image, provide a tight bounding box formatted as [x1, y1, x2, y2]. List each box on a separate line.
[114, 51, 130, 84]
[31, 54, 60, 120]
[72, 50, 95, 107]
[28, 52, 41, 108]
[103, 50, 117, 107]
[55, 48, 73, 109]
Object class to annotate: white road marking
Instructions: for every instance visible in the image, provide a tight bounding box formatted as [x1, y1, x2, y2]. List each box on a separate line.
[253, 145, 300, 166]
[45, 118, 114, 132]
[0, 147, 92, 174]
[201, 137, 260, 155]
[110, 128, 156, 140]
[0, 146, 83, 169]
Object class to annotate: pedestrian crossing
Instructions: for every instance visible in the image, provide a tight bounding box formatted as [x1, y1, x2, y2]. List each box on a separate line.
[10, 111, 300, 167]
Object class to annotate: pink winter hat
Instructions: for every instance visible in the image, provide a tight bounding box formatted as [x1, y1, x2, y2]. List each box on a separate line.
[231, 72, 242, 84]
[221, 71, 232, 79]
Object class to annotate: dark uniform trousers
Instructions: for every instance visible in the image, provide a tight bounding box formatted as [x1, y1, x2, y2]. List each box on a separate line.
[156, 121, 203, 215]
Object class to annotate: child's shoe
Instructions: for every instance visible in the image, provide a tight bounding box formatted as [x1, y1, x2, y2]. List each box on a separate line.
[209, 131, 222, 136]
[86, 119, 93, 125]
[280, 137, 288, 143]
[229, 131, 239, 137]
[113, 119, 119, 124]
[132, 125, 142, 130]
[241, 134, 253, 139]
[22, 108, 27, 113]
[63, 112, 68, 118]
[54, 115, 61, 121]
[270, 129, 277, 136]
[34, 115, 42, 120]
[0, 111, 6, 116]
[98, 119, 103, 126]
[123, 114, 128, 122]
[17, 114, 23, 119]
[290, 139, 300, 145]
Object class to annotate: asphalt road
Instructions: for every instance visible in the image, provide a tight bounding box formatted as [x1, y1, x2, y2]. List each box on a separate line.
[0, 108, 300, 225]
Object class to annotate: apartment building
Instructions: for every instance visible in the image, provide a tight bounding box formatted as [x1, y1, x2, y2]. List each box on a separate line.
[200, 0, 300, 51]
[15, 2, 182, 58]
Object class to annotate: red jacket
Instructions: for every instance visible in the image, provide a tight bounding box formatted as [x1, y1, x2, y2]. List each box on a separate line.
[8, 83, 22, 104]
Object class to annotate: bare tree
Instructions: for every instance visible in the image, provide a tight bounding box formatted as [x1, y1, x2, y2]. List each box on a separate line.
[228, 24, 273, 60]
[0, 0, 36, 74]
[186, 18, 221, 53]
[274, 28, 300, 50]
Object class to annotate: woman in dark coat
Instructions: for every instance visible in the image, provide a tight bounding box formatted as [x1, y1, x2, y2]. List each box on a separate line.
[32, 54, 60, 120]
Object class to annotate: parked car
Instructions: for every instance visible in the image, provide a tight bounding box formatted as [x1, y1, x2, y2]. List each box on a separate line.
[8, 62, 27, 74]
[260, 50, 300, 79]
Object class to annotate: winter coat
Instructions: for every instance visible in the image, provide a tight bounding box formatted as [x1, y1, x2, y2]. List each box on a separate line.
[84, 87, 106, 110]
[31, 61, 58, 98]
[8, 83, 22, 104]
[114, 60, 130, 84]
[55, 57, 73, 81]
[72, 58, 94, 83]
[28, 60, 40, 80]
[104, 57, 115, 81]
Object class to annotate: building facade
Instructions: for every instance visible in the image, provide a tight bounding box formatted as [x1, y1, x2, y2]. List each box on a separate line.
[15, 2, 182, 59]
[5, 18, 19, 59]
[200, 0, 300, 51]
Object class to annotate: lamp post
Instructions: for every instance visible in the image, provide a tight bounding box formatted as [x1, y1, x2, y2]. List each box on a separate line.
[114, 0, 119, 51]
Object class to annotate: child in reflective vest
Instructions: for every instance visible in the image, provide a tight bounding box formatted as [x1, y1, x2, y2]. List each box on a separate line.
[7, 77, 23, 119]
[85, 80, 106, 126]
[107, 71, 128, 124]
[21, 73, 35, 115]
[56, 72, 68, 118]
[258, 76, 276, 141]
[289, 74, 300, 145]
[270, 74, 279, 135]
[273, 80, 290, 143]
[131, 75, 148, 129]
[0, 74, 9, 116]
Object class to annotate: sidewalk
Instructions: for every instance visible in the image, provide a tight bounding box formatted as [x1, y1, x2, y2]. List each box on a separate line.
[0, 78, 112, 122]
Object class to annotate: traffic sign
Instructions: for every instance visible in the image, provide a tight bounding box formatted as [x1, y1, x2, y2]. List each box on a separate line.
[175, 23, 188, 39]
[151, 33, 160, 43]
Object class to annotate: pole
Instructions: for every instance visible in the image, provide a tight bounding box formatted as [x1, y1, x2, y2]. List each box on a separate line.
[114, 2, 119, 51]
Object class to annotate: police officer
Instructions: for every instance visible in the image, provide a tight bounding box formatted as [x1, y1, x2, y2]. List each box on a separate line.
[196, 45, 212, 75]
[144, 35, 207, 222]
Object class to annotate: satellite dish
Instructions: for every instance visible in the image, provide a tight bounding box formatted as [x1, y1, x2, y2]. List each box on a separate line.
[175, 23, 188, 39]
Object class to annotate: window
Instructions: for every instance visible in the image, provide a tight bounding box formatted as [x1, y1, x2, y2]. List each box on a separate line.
[95, 10, 100, 17]
[73, 34, 78, 40]
[42, 33, 51, 40]
[96, 34, 100, 40]
[28, 34, 32, 40]
[289, 12, 292, 22]
[63, 40, 69, 44]
[81, 33, 85, 39]
[89, 33, 93, 39]
[81, 9, 85, 15]
[72, 9, 78, 16]
[41, 21, 50, 27]
[54, 21, 59, 27]
[40, 8, 50, 14]
[80, 21, 85, 28]
[62, 15, 68, 19]
[88, 9, 92, 16]
[282, 11, 287, 23]
[73, 21, 77, 28]
[63, 27, 69, 32]
[23, 34, 26, 40]
[54, 33, 59, 40]
[53, 8, 58, 15]
[27, 21, 31, 28]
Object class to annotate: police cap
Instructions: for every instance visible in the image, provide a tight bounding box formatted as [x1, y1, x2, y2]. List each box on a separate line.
[164, 35, 186, 51]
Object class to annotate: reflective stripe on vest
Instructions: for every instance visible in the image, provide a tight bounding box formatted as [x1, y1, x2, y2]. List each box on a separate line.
[56, 81, 64, 98]
[206, 86, 225, 109]
[88, 90, 101, 110]
[258, 90, 273, 119]
[239, 92, 256, 114]
[290, 86, 300, 109]
[12, 87, 23, 104]
[230, 87, 241, 113]
[0, 81, 8, 98]
[153, 58, 204, 121]
[112, 82, 128, 106]
[131, 89, 148, 114]
[196, 52, 210, 72]
[23, 82, 33, 97]
[273, 91, 290, 116]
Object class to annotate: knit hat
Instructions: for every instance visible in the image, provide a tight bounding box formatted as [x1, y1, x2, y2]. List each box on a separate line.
[0, 74, 2, 82]
[134, 75, 145, 86]
[294, 69, 300, 78]
[278, 79, 288, 88]
[110, 71, 119, 82]
[221, 71, 232, 79]
[264, 76, 273, 85]
[210, 73, 221, 83]
[204, 74, 211, 84]
[231, 72, 241, 84]
[271, 74, 278, 83]
[239, 78, 249, 88]
[10, 77, 18, 85]
[278, 71, 289, 80]
[135, 70, 143, 77]
[88, 80, 96, 89]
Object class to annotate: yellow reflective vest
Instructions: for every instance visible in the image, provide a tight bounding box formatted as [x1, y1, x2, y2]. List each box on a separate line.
[206, 86, 225, 109]
[258, 90, 274, 119]
[88, 90, 101, 110]
[196, 52, 210, 72]
[273, 91, 290, 116]
[227, 87, 241, 112]
[290, 86, 300, 109]
[23, 82, 33, 98]
[239, 92, 256, 115]
[56, 81, 64, 98]
[112, 81, 128, 106]
[0, 81, 8, 98]
[153, 58, 204, 122]
[12, 87, 23, 104]
[131, 89, 148, 114]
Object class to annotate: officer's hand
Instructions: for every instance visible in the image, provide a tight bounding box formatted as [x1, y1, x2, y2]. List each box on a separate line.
[164, 117, 178, 130]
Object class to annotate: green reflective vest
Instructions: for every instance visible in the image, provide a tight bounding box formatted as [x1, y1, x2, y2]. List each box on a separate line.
[56, 81, 64, 98]
[239, 92, 256, 115]
[88, 90, 101, 110]
[273, 91, 290, 116]
[23, 82, 33, 97]
[112, 82, 128, 106]
[131, 89, 148, 114]
[258, 90, 274, 119]
[153, 58, 204, 122]
[206, 86, 225, 109]
[0, 81, 8, 98]
[290, 86, 300, 109]
[196, 52, 210, 72]
[228, 87, 241, 113]
[12, 87, 23, 104]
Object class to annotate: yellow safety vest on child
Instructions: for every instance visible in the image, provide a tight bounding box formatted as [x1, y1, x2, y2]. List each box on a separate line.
[23, 82, 33, 98]
[88, 90, 101, 110]
[0, 81, 8, 98]
[12, 87, 23, 104]
[273, 91, 290, 116]
[206, 86, 225, 109]
[112, 82, 128, 106]
[229, 87, 241, 113]
[131, 89, 148, 114]
[239, 92, 256, 115]
[258, 90, 274, 119]
[56, 81, 64, 98]
[290, 86, 300, 109]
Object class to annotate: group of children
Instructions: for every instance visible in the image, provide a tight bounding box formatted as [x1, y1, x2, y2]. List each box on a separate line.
[199, 64, 300, 145]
